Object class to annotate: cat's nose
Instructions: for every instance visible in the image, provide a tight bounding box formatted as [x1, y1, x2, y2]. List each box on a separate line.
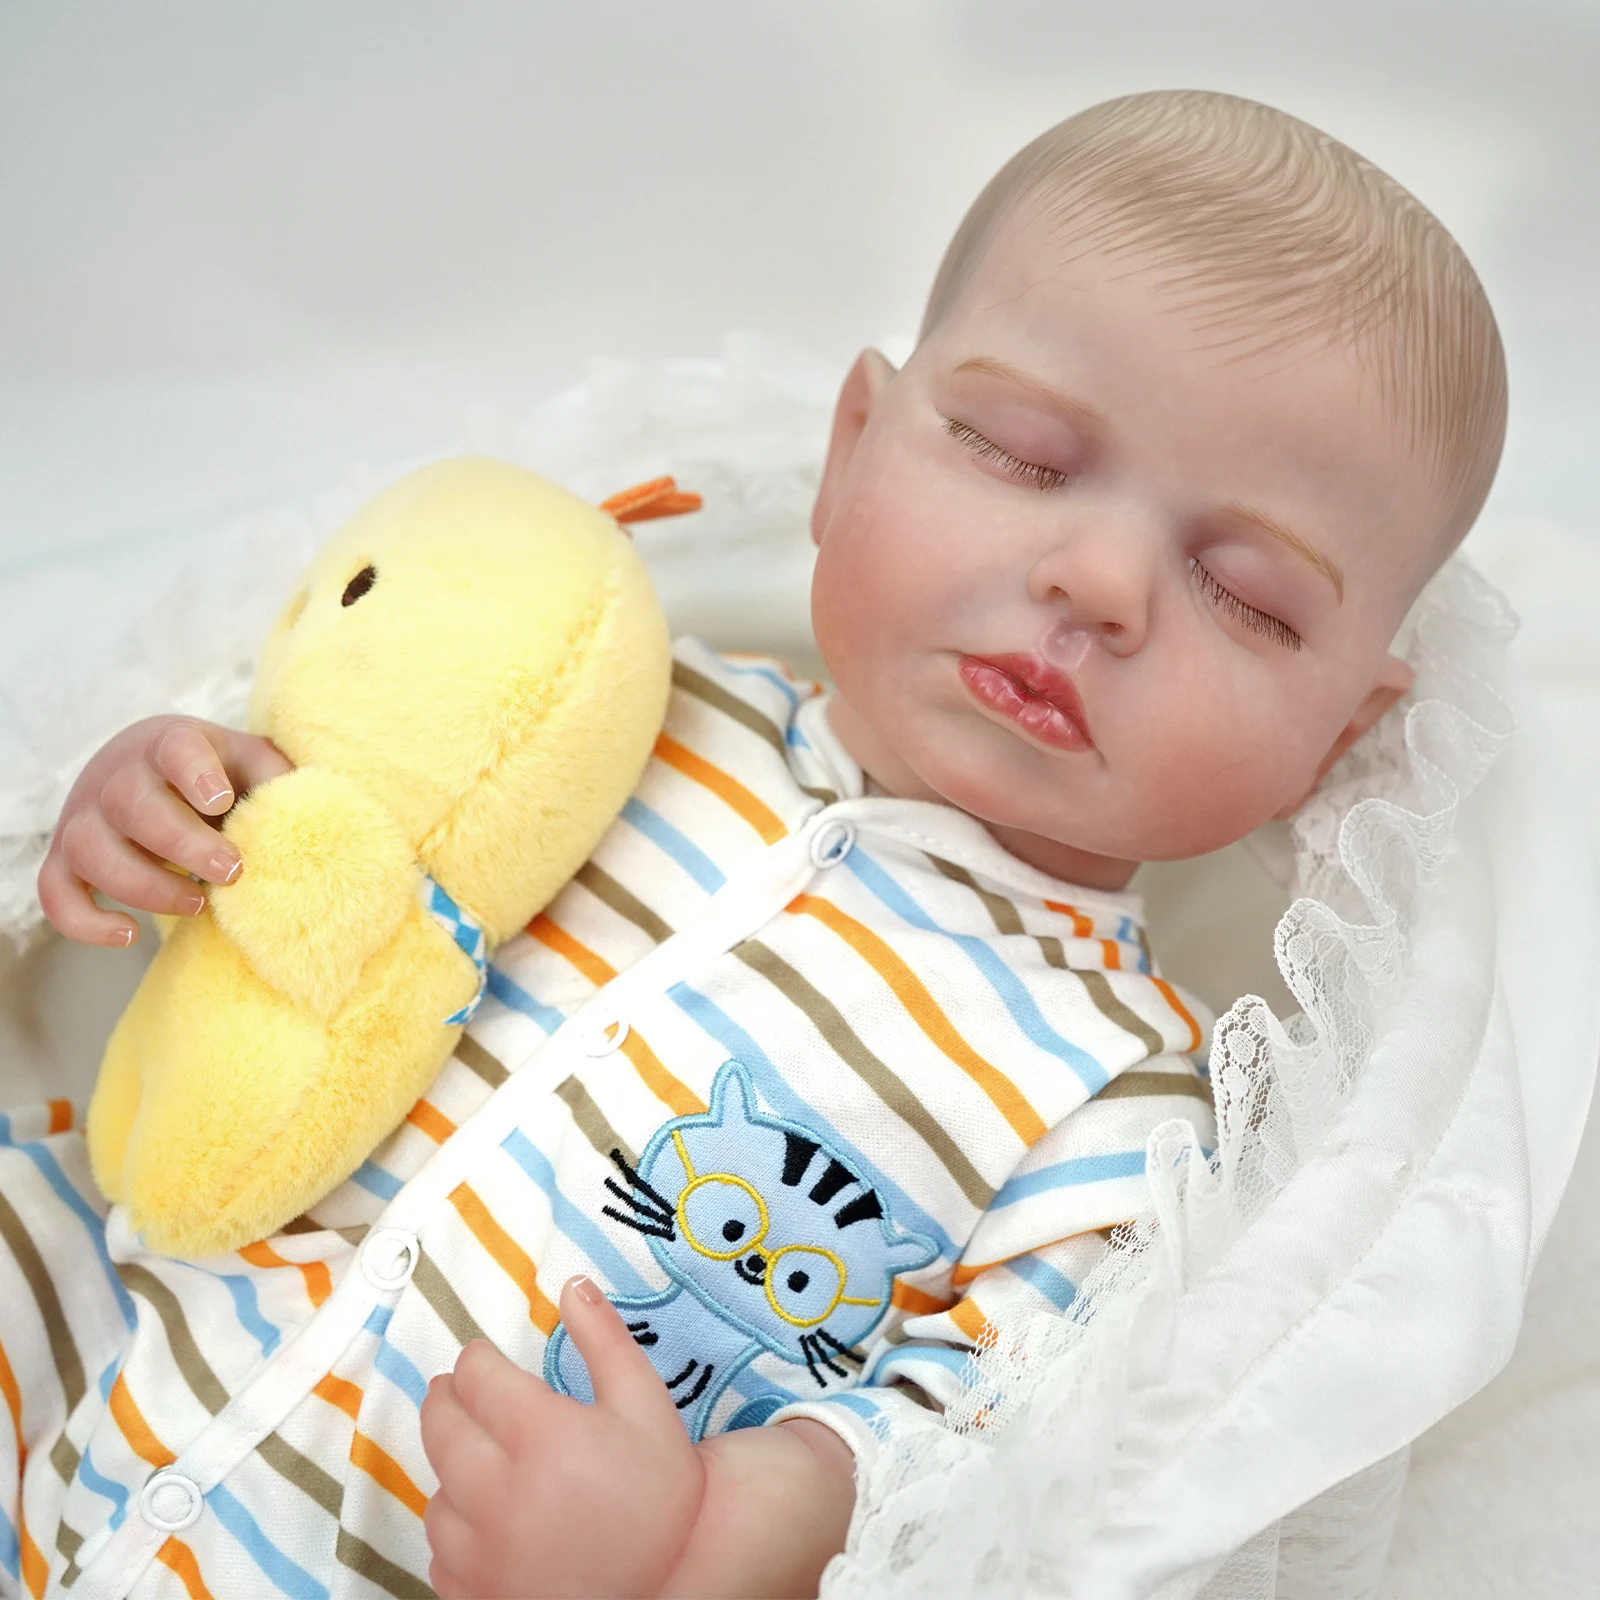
[744, 1253, 766, 1277]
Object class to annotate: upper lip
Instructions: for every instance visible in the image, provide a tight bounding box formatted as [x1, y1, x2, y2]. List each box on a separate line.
[965, 652, 1093, 743]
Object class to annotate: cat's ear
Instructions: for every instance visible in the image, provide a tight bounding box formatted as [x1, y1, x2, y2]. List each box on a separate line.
[885, 1228, 940, 1276]
[705, 1058, 762, 1132]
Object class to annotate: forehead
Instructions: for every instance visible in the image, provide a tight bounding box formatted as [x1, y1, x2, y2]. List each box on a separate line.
[924, 207, 1451, 599]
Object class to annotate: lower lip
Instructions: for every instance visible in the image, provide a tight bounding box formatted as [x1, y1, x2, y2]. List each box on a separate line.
[959, 657, 1094, 752]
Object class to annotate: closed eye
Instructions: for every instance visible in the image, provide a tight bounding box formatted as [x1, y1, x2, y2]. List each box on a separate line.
[1191, 560, 1302, 652]
[943, 417, 1069, 492]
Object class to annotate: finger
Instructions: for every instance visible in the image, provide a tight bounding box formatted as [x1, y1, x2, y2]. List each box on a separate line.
[560, 1275, 680, 1423]
[426, 1555, 476, 1600]
[211, 726, 293, 797]
[98, 763, 241, 885]
[59, 812, 206, 918]
[36, 847, 138, 947]
[423, 1493, 485, 1594]
[419, 1374, 510, 1503]
[449, 1339, 556, 1454]
[145, 720, 242, 816]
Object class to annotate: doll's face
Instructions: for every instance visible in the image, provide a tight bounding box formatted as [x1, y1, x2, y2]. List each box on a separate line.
[809, 208, 1452, 884]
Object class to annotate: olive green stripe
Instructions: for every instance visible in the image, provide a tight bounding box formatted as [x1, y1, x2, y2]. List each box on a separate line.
[413, 1250, 489, 1350]
[927, 854, 1025, 936]
[0, 1188, 86, 1412]
[117, 1264, 229, 1414]
[576, 861, 674, 946]
[733, 940, 994, 1210]
[554, 1075, 638, 1172]
[50, 1432, 80, 1484]
[257, 1431, 344, 1517]
[673, 660, 788, 758]
[1093, 1069, 1213, 1106]
[336, 1525, 438, 1600]
[58, 1515, 84, 1589]
[453, 1032, 509, 1089]
[1031, 936, 1169, 1062]
[280, 1213, 323, 1235]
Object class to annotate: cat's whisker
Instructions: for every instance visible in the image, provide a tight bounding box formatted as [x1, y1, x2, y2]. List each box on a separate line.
[603, 1174, 673, 1225]
[601, 1203, 674, 1240]
[608, 1147, 676, 1215]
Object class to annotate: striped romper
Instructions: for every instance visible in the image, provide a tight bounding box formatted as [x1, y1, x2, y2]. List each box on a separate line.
[1, 639, 1215, 1600]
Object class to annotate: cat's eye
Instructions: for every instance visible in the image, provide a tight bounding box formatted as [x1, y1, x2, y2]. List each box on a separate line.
[679, 1174, 768, 1261]
[765, 1244, 847, 1327]
[341, 565, 377, 606]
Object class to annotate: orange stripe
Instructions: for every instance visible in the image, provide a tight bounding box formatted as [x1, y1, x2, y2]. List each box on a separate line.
[154, 1537, 214, 1600]
[237, 1240, 332, 1309]
[1101, 940, 1122, 970]
[529, 915, 618, 988]
[890, 1281, 955, 1316]
[46, 1100, 72, 1135]
[790, 894, 1046, 1144]
[653, 733, 787, 845]
[1043, 899, 1093, 940]
[19, 1514, 46, 1599]
[405, 1100, 457, 1144]
[350, 1430, 430, 1520]
[313, 1373, 364, 1423]
[621, 1031, 706, 1119]
[949, 1297, 996, 1348]
[449, 1183, 559, 1335]
[1151, 977, 1204, 1053]
[0, 1337, 20, 1443]
[108, 1373, 175, 1468]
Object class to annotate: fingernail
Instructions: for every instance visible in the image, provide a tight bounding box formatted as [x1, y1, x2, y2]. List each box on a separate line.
[179, 891, 206, 916]
[196, 772, 233, 811]
[210, 851, 242, 885]
[112, 925, 137, 947]
[567, 1274, 602, 1306]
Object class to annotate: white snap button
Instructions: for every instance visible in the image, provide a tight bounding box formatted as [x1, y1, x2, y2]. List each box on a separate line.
[361, 1227, 419, 1292]
[809, 820, 856, 870]
[140, 1470, 203, 1532]
[581, 1014, 630, 1057]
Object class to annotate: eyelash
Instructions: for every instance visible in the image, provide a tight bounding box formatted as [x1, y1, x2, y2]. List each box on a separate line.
[1190, 559, 1302, 652]
[944, 417, 1070, 492]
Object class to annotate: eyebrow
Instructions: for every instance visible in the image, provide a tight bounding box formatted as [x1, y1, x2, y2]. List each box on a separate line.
[1224, 502, 1345, 603]
[953, 356, 1108, 429]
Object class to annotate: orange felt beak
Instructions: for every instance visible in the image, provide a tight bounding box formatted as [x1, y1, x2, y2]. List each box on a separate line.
[599, 476, 703, 528]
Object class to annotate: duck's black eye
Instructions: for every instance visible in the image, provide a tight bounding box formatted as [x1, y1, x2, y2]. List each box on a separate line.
[341, 566, 376, 606]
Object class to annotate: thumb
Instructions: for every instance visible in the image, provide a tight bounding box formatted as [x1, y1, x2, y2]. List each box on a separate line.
[561, 1276, 681, 1423]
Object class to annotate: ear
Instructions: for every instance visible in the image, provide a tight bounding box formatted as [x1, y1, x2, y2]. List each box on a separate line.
[1276, 654, 1416, 819]
[811, 348, 898, 547]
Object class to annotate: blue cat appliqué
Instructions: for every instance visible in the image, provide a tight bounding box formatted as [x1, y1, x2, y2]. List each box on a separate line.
[545, 1058, 938, 1439]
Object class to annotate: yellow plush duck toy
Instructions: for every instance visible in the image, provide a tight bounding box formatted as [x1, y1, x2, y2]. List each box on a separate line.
[86, 458, 681, 1257]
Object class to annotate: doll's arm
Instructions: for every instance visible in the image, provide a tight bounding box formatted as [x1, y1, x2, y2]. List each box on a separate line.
[208, 765, 418, 1018]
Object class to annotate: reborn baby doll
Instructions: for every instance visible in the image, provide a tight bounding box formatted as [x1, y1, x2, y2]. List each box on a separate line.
[12, 89, 1506, 1600]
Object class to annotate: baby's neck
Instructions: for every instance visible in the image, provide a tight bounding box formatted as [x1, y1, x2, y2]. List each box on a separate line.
[824, 696, 1141, 894]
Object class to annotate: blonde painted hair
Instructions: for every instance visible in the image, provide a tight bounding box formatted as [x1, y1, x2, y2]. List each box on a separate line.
[923, 91, 1508, 536]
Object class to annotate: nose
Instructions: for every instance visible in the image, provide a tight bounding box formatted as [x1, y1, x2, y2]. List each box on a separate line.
[1026, 503, 1155, 657]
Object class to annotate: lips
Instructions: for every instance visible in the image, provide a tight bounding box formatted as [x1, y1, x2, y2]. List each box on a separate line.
[959, 652, 1094, 752]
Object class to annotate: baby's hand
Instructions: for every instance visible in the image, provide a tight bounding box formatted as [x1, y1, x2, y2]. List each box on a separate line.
[38, 716, 292, 947]
[421, 1276, 705, 1599]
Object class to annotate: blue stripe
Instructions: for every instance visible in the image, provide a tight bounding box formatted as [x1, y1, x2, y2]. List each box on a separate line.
[844, 850, 1108, 1094]
[372, 1335, 429, 1409]
[208, 1481, 330, 1600]
[667, 984, 956, 1259]
[868, 1343, 978, 1384]
[98, 1358, 119, 1402]
[498, 1130, 652, 1297]
[218, 1274, 282, 1358]
[785, 721, 811, 750]
[715, 657, 801, 707]
[991, 1149, 1147, 1210]
[76, 1447, 129, 1518]
[9, 1142, 135, 1329]
[0, 1499, 16, 1581]
[349, 1161, 402, 1202]
[1005, 1251, 1079, 1310]
[0, 1113, 12, 1145]
[485, 967, 566, 1034]
[364, 1305, 393, 1337]
[816, 1390, 891, 1438]
[621, 798, 726, 894]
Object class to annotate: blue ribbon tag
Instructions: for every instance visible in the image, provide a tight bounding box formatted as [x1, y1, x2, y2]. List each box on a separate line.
[419, 875, 488, 1026]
